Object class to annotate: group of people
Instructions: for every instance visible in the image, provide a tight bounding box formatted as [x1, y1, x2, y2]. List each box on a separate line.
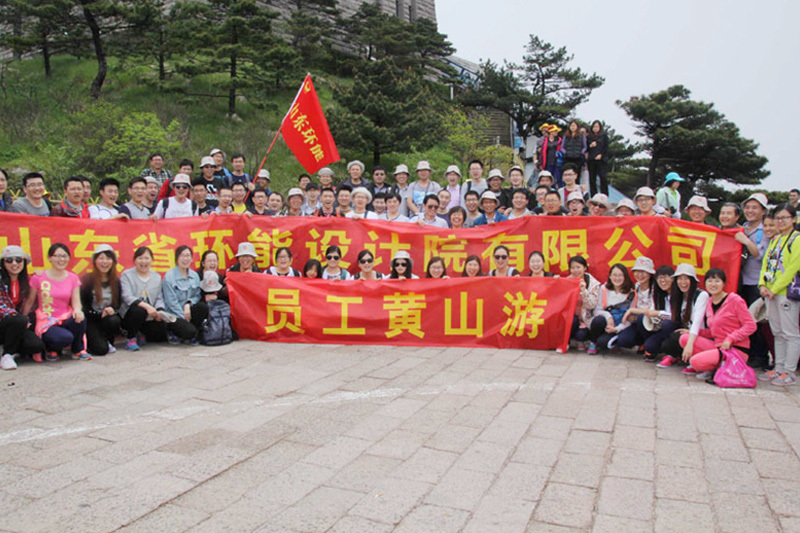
[1, 149, 799, 388]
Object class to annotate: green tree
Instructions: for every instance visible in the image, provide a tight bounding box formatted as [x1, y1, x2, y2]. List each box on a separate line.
[459, 35, 603, 140]
[618, 85, 769, 187]
[329, 59, 444, 166]
[172, 0, 283, 117]
[285, 0, 338, 66]
[440, 107, 489, 163]
[116, 0, 176, 83]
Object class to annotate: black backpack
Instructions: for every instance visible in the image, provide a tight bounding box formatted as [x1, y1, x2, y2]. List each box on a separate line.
[201, 299, 233, 346]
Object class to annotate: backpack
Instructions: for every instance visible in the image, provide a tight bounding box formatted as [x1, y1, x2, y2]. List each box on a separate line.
[161, 197, 198, 216]
[201, 299, 233, 346]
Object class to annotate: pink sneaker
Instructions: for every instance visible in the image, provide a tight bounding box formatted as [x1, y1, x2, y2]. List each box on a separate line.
[682, 366, 696, 374]
[657, 356, 676, 368]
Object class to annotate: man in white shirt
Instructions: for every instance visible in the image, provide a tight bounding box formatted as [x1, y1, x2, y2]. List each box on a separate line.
[345, 187, 379, 219]
[384, 192, 410, 222]
[460, 159, 487, 204]
[393, 165, 411, 217]
[414, 194, 449, 228]
[89, 177, 127, 219]
[406, 161, 441, 216]
[153, 174, 198, 219]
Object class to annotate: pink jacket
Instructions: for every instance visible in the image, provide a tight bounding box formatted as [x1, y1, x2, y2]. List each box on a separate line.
[698, 293, 757, 349]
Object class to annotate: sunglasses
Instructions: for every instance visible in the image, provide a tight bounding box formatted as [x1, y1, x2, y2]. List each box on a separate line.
[3, 257, 24, 264]
[394, 262, 408, 267]
[494, 255, 508, 260]
[359, 258, 374, 264]
[174, 184, 189, 190]
[326, 255, 340, 261]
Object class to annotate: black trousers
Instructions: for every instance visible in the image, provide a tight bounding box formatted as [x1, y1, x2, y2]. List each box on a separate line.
[587, 159, 608, 197]
[123, 304, 208, 342]
[86, 314, 122, 355]
[589, 316, 615, 350]
[0, 314, 28, 355]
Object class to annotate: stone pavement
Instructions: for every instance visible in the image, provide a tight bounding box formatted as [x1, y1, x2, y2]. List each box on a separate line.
[1, 341, 800, 532]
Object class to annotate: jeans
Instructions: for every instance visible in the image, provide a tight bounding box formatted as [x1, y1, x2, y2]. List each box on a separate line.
[589, 316, 614, 350]
[571, 315, 589, 342]
[642, 319, 677, 356]
[615, 315, 649, 349]
[42, 317, 87, 353]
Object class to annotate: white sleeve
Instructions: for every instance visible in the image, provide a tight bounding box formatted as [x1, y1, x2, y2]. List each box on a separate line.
[154, 200, 165, 219]
[88, 205, 99, 219]
[689, 291, 710, 336]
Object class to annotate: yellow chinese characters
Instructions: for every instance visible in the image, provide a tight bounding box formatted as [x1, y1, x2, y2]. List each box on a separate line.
[247, 228, 293, 269]
[306, 229, 353, 268]
[603, 225, 654, 268]
[424, 234, 467, 273]
[444, 292, 483, 337]
[500, 291, 547, 339]
[481, 232, 529, 271]
[667, 226, 717, 275]
[323, 296, 365, 335]
[67, 229, 120, 274]
[132, 232, 177, 272]
[384, 292, 427, 338]
[265, 289, 305, 334]
[191, 229, 235, 270]
[542, 229, 587, 272]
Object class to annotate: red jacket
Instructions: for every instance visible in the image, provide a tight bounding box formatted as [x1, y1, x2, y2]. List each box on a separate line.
[698, 293, 757, 350]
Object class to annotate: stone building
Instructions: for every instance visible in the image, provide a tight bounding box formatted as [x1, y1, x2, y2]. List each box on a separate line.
[266, 0, 436, 24]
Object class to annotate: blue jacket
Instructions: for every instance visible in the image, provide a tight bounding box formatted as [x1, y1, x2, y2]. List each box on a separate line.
[162, 267, 201, 317]
[473, 212, 509, 226]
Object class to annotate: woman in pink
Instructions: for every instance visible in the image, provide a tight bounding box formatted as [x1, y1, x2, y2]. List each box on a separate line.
[679, 268, 756, 379]
[22, 243, 88, 362]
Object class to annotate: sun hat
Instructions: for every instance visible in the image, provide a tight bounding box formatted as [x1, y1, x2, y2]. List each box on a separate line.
[487, 169, 504, 181]
[537, 170, 553, 180]
[566, 191, 586, 205]
[394, 164, 410, 175]
[256, 169, 271, 181]
[92, 244, 116, 259]
[200, 271, 223, 293]
[480, 191, 499, 203]
[445, 165, 461, 177]
[508, 165, 524, 176]
[634, 186, 656, 200]
[416, 161, 432, 172]
[286, 188, 305, 201]
[686, 195, 711, 213]
[615, 198, 636, 213]
[143, 176, 158, 186]
[742, 192, 768, 210]
[672, 263, 698, 281]
[589, 193, 609, 208]
[548, 124, 561, 133]
[539, 123, 551, 132]
[317, 167, 334, 177]
[347, 160, 365, 172]
[1, 245, 31, 262]
[664, 172, 685, 184]
[171, 173, 191, 189]
[209, 148, 225, 159]
[200, 156, 216, 168]
[631, 256, 656, 274]
[235, 242, 257, 258]
[351, 186, 372, 204]
[392, 250, 412, 264]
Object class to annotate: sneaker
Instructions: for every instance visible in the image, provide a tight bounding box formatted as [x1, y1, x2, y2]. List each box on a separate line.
[1, 354, 17, 370]
[76, 350, 92, 361]
[587, 342, 598, 355]
[183, 338, 199, 347]
[758, 370, 778, 382]
[657, 356, 677, 368]
[45, 351, 59, 362]
[32, 352, 43, 364]
[682, 366, 697, 374]
[125, 338, 140, 352]
[158, 311, 177, 323]
[137, 333, 147, 347]
[696, 371, 714, 380]
[107, 342, 116, 355]
[771, 373, 797, 387]
[643, 352, 656, 362]
[607, 336, 618, 350]
[167, 331, 181, 345]
[576, 342, 586, 352]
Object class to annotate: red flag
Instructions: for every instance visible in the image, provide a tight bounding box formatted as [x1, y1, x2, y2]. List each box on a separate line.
[279, 74, 340, 173]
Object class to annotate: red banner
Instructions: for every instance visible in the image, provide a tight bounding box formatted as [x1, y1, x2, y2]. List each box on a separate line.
[227, 273, 580, 351]
[280, 74, 340, 173]
[0, 212, 743, 291]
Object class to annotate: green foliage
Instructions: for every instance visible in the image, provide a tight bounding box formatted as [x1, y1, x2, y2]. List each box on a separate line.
[459, 35, 604, 140]
[284, 0, 338, 67]
[617, 85, 769, 187]
[440, 108, 489, 163]
[69, 101, 182, 181]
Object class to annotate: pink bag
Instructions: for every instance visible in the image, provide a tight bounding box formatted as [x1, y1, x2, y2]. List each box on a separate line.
[713, 349, 756, 388]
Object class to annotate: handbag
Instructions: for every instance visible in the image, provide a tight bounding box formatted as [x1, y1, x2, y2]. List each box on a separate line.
[713, 348, 756, 388]
[787, 273, 800, 302]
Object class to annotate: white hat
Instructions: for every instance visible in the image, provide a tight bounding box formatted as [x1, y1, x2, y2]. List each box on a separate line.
[347, 160, 365, 172]
[317, 167, 334, 177]
[171, 173, 191, 189]
[487, 169, 504, 181]
[538, 170, 553, 180]
[351, 186, 372, 204]
[393, 250, 411, 261]
[287, 187, 305, 200]
[256, 169, 271, 181]
[615, 198, 636, 213]
[394, 164, 410, 175]
[566, 191, 586, 204]
[686, 195, 711, 213]
[742, 193, 768, 210]
[200, 156, 216, 168]
[416, 161, 432, 172]
[235, 242, 257, 258]
[480, 190, 499, 203]
[589, 193, 609, 208]
[445, 165, 461, 177]
[631, 256, 656, 274]
[749, 297, 767, 323]
[508, 165, 524, 176]
[92, 244, 116, 259]
[634, 186, 656, 200]
[144, 176, 159, 186]
[643, 315, 663, 331]
[672, 263, 698, 281]
[200, 270, 223, 292]
[209, 148, 225, 159]
[1, 245, 31, 262]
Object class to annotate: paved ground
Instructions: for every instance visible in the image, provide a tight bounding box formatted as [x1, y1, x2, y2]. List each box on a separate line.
[1, 341, 800, 532]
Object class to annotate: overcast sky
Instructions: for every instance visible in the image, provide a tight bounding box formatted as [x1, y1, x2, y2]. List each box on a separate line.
[437, 0, 799, 191]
